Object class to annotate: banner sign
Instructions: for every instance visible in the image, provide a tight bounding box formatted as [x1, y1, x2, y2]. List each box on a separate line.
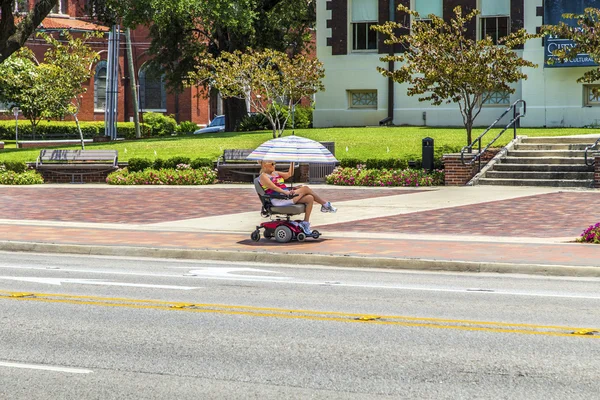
[544, 0, 600, 68]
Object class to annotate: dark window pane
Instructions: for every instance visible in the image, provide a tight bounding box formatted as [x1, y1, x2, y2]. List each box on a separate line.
[367, 23, 377, 49]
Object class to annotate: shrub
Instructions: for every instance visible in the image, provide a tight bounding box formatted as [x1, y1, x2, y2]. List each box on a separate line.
[152, 158, 165, 170]
[162, 156, 192, 169]
[176, 121, 199, 135]
[1, 160, 27, 173]
[106, 167, 218, 185]
[291, 105, 313, 129]
[339, 158, 409, 170]
[577, 223, 600, 243]
[0, 170, 44, 184]
[143, 112, 177, 136]
[127, 157, 153, 172]
[0, 121, 150, 140]
[326, 167, 444, 187]
[190, 157, 214, 169]
[237, 113, 270, 132]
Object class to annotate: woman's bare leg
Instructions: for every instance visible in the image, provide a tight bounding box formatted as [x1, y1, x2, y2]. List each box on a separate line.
[294, 186, 326, 206]
[294, 194, 314, 221]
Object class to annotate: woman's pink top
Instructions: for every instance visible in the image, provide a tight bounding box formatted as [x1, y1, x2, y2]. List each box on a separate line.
[261, 173, 287, 194]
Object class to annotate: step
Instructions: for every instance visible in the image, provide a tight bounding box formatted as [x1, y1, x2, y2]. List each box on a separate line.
[507, 150, 587, 158]
[478, 178, 593, 187]
[485, 171, 594, 180]
[501, 157, 588, 165]
[514, 143, 591, 151]
[520, 137, 599, 144]
[492, 163, 593, 172]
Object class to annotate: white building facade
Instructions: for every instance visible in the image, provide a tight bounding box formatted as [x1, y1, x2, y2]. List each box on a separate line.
[315, 0, 600, 129]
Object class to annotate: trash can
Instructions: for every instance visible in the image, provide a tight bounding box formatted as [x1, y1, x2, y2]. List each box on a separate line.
[422, 137, 434, 172]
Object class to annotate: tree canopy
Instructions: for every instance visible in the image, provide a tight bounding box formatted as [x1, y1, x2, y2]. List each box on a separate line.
[87, 0, 316, 130]
[0, 0, 58, 63]
[190, 48, 324, 138]
[374, 5, 537, 146]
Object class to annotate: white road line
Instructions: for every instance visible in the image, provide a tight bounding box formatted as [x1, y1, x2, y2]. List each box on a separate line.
[0, 361, 92, 374]
[1, 266, 600, 301]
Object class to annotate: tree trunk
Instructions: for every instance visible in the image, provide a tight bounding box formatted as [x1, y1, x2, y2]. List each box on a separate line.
[223, 97, 247, 132]
[74, 113, 85, 150]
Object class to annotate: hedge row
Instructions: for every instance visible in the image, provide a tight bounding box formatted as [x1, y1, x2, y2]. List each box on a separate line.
[0, 160, 28, 173]
[0, 121, 151, 140]
[127, 157, 213, 172]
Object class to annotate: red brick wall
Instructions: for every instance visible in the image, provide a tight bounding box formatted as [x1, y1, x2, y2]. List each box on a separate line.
[443, 150, 500, 186]
[37, 168, 115, 184]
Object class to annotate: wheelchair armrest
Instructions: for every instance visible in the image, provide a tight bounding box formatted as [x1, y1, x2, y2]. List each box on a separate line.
[264, 193, 296, 200]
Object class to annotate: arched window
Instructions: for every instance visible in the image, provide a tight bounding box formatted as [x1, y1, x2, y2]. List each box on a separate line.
[51, 0, 68, 14]
[94, 61, 107, 111]
[139, 64, 166, 111]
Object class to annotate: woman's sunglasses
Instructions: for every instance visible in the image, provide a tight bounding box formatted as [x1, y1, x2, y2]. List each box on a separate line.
[266, 162, 276, 166]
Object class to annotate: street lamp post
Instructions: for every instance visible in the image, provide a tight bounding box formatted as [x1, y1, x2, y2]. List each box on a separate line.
[13, 107, 19, 148]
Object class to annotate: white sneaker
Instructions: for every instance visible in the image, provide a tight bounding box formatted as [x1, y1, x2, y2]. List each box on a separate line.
[299, 221, 311, 235]
[321, 202, 337, 213]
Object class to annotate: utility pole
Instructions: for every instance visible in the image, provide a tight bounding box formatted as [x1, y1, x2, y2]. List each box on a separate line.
[126, 28, 141, 139]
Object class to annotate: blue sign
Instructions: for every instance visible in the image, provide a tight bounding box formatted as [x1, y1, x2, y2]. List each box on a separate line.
[544, 0, 600, 68]
[544, 37, 597, 68]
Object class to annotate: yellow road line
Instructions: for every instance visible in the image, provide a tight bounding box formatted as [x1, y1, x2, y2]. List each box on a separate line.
[1, 290, 598, 339]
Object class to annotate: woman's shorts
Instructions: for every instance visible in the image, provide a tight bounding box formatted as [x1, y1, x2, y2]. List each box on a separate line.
[271, 198, 295, 207]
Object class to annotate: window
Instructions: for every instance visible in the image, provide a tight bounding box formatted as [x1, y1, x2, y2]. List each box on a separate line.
[482, 90, 510, 106]
[352, 0, 378, 51]
[139, 65, 166, 111]
[480, 16, 510, 45]
[480, 0, 510, 45]
[584, 85, 600, 107]
[14, 0, 29, 13]
[94, 61, 107, 111]
[414, 0, 442, 18]
[348, 90, 377, 109]
[51, 0, 68, 14]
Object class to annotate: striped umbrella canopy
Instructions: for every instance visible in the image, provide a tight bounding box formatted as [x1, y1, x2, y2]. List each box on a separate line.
[246, 135, 337, 163]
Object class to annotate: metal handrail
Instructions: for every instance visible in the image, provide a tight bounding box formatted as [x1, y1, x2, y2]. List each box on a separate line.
[461, 99, 526, 172]
[584, 136, 600, 166]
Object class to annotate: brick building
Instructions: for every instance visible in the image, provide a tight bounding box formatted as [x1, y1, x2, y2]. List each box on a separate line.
[315, 0, 600, 128]
[1, 0, 214, 126]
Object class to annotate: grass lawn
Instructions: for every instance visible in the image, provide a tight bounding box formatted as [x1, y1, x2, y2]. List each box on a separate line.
[1, 126, 599, 163]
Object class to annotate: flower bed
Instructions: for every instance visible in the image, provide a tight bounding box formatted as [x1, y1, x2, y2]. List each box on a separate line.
[326, 166, 444, 187]
[577, 223, 600, 244]
[107, 166, 218, 185]
[0, 169, 44, 185]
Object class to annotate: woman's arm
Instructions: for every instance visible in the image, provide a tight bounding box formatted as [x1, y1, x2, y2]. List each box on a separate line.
[259, 173, 289, 195]
[276, 162, 294, 180]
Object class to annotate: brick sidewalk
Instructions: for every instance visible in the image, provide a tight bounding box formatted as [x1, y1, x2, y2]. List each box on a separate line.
[0, 224, 599, 267]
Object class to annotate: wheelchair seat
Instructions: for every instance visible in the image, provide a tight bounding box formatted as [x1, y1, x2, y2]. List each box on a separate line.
[254, 177, 305, 217]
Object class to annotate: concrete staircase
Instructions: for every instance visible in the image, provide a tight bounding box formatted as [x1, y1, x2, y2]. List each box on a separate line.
[477, 137, 597, 187]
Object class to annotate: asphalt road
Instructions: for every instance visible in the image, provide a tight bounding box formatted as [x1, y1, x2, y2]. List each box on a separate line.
[0, 251, 599, 399]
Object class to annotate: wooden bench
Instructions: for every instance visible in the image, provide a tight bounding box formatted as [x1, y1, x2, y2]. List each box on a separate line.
[35, 149, 119, 183]
[216, 149, 262, 181]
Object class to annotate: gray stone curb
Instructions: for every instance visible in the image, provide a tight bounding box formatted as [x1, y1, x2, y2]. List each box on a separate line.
[1, 240, 599, 278]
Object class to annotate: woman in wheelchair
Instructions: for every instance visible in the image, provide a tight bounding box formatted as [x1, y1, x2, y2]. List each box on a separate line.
[259, 160, 337, 235]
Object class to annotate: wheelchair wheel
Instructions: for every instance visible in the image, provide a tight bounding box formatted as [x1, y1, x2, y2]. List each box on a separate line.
[274, 226, 293, 243]
[250, 230, 261, 242]
[297, 232, 306, 242]
[311, 230, 320, 239]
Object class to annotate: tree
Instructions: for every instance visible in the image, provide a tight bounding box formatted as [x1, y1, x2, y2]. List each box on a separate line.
[0, 0, 58, 63]
[86, 0, 316, 131]
[374, 5, 537, 146]
[542, 8, 600, 84]
[190, 48, 324, 138]
[0, 31, 99, 146]
[39, 32, 100, 149]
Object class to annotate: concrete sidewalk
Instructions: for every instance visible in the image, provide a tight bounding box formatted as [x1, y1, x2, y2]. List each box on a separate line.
[1, 184, 600, 276]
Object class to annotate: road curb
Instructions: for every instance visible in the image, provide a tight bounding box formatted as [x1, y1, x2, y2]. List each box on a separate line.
[1, 240, 599, 278]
